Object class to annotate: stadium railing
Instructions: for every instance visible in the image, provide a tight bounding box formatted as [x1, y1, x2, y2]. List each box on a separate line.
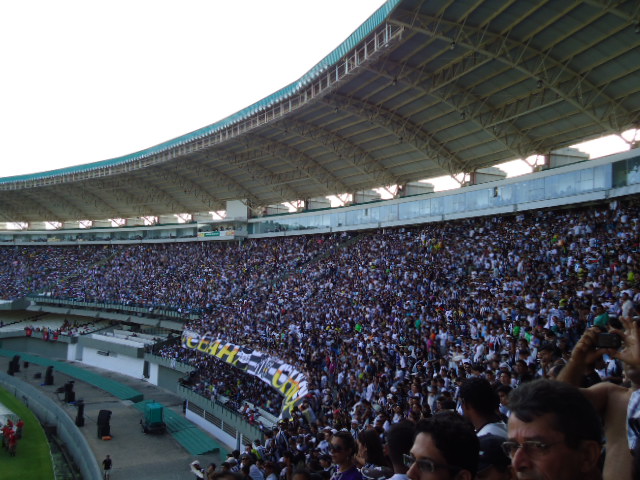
[0, 372, 102, 480]
[25, 295, 201, 322]
[177, 384, 271, 447]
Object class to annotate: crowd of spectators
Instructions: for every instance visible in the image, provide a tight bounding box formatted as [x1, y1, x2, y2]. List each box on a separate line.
[22, 318, 105, 338]
[173, 198, 639, 429]
[161, 343, 284, 417]
[0, 245, 111, 300]
[1, 199, 640, 436]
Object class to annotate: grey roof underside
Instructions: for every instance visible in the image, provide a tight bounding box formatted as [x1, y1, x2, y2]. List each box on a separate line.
[1, 0, 638, 223]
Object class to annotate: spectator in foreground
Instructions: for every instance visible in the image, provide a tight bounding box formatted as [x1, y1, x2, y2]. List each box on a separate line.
[242, 453, 264, 480]
[458, 377, 507, 438]
[330, 431, 362, 480]
[355, 427, 389, 471]
[406, 412, 478, 480]
[556, 323, 634, 479]
[384, 420, 413, 480]
[476, 434, 512, 480]
[506, 379, 603, 480]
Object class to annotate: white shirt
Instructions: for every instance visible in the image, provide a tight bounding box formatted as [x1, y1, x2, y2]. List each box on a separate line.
[477, 421, 508, 438]
[190, 461, 205, 479]
[628, 389, 640, 450]
[249, 464, 265, 480]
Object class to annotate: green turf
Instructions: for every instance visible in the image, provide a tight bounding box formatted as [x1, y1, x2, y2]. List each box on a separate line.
[0, 386, 55, 480]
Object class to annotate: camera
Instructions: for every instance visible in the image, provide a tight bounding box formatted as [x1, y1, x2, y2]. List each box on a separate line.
[595, 332, 622, 349]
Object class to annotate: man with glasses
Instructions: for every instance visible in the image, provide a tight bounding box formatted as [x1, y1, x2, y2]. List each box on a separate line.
[506, 379, 603, 480]
[406, 411, 478, 480]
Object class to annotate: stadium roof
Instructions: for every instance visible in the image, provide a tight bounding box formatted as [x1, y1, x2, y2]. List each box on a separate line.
[1, 0, 639, 224]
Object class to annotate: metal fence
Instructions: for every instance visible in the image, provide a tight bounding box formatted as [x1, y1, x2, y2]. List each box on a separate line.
[0, 372, 102, 480]
[26, 296, 201, 321]
[178, 385, 270, 443]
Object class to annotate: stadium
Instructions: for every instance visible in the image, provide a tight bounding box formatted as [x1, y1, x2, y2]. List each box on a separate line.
[1, 0, 640, 479]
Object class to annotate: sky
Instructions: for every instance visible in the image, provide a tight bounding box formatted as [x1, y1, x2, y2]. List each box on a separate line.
[0, 0, 636, 189]
[425, 129, 638, 193]
[0, 0, 388, 178]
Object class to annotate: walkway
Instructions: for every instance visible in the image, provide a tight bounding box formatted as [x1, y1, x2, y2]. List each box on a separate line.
[0, 351, 224, 480]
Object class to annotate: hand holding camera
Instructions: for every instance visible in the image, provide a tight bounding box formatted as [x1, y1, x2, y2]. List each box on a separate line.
[612, 316, 640, 369]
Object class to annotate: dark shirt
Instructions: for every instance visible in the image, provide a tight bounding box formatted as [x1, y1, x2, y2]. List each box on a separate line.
[331, 466, 363, 480]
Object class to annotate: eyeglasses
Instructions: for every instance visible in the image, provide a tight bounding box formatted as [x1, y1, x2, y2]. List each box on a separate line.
[501, 441, 563, 458]
[330, 444, 345, 453]
[403, 454, 461, 473]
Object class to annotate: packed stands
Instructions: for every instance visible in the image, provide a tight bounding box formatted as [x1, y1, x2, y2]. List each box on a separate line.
[1, 198, 639, 427]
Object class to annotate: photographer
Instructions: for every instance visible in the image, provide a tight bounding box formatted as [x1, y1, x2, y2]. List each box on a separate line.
[556, 321, 635, 479]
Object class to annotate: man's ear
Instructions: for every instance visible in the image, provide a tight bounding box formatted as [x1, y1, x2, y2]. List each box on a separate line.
[578, 440, 603, 473]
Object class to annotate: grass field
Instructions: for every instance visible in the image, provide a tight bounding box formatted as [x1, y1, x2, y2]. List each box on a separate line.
[0, 386, 55, 480]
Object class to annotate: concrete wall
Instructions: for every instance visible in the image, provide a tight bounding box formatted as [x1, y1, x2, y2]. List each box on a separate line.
[227, 200, 248, 221]
[82, 347, 145, 379]
[156, 364, 186, 392]
[1, 337, 69, 360]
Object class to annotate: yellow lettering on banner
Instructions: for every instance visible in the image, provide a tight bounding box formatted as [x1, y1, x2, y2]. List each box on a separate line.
[273, 370, 308, 415]
[184, 334, 200, 349]
[205, 340, 221, 356]
[272, 370, 301, 395]
[216, 343, 238, 364]
[197, 335, 212, 352]
[272, 370, 286, 390]
[280, 383, 302, 414]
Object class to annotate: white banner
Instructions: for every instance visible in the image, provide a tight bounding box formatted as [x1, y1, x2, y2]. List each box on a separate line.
[181, 330, 308, 417]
